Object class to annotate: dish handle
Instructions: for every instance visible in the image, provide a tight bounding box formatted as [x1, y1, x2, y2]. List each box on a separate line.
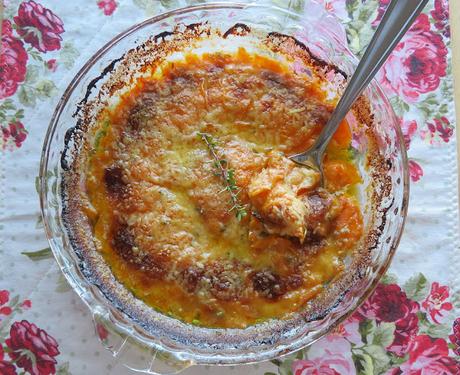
[92, 311, 194, 374]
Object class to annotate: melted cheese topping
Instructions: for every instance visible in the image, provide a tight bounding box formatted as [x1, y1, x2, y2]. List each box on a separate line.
[248, 151, 320, 242]
[84, 49, 363, 328]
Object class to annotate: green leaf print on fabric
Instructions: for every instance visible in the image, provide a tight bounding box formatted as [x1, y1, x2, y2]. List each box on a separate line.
[418, 311, 453, 339]
[389, 96, 410, 116]
[35, 80, 58, 98]
[57, 361, 73, 375]
[416, 93, 449, 121]
[32, 169, 58, 234]
[35, 167, 59, 208]
[18, 85, 36, 107]
[28, 48, 45, 62]
[403, 273, 429, 301]
[352, 350, 374, 375]
[59, 42, 80, 69]
[18, 77, 58, 107]
[453, 293, 460, 310]
[25, 65, 40, 84]
[345, 0, 379, 56]
[380, 273, 398, 285]
[271, 358, 295, 375]
[362, 344, 391, 374]
[369, 322, 396, 348]
[275, 0, 306, 14]
[132, 0, 180, 16]
[56, 274, 72, 293]
[359, 319, 374, 344]
[21, 247, 53, 261]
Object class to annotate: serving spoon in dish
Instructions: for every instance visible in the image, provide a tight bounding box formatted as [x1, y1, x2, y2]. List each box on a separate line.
[289, 0, 429, 182]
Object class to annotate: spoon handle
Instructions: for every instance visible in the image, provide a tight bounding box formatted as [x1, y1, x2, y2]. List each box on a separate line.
[313, 0, 429, 154]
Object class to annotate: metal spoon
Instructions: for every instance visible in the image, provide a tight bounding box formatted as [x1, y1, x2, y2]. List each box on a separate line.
[289, 0, 429, 181]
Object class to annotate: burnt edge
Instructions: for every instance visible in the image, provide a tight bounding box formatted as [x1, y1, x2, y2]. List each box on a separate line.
[266, 32, 348, 80]
[74, 55, 125, 118]
[223, 23, 251, 38]
[59, 22, 394, 356]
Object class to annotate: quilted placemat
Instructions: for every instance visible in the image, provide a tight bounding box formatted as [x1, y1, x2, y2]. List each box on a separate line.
[1, 1, 459, 374]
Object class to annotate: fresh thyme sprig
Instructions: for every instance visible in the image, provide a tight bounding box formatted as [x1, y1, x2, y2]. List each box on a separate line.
[197, 132, 247, 221]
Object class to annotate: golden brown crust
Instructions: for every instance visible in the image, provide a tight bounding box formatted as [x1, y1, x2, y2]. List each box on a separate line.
[61, 23, 391, 332]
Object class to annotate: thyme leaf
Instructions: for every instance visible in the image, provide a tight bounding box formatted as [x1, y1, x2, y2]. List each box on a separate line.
[198, 132, 247, 221]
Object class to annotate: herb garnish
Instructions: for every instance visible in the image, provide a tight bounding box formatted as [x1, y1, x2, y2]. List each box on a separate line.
[93, 119, 110, 151]
[198, 132, 248, 221]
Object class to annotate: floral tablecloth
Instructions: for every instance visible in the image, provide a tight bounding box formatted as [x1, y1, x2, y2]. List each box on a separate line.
[1, 0, 459, 374]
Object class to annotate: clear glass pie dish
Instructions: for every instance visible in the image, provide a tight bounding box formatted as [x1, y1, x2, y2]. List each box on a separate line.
[39, 1, 409, 373]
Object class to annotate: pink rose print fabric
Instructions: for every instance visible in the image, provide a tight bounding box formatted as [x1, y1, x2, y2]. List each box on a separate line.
[6, 320, 60, 375]
[316, 0, 348, 20]
[0, 290, 13, 321]
[97, 0, 118, 16]
[46, 59, 58, 72]
[0, 20, 28, 99]
[293, 356, 348, 375]
[2, 121, 28, 148]
[0, 290, 68, 375]
[422, 282, 453, 324]
[423, 117, 454, 145]
[293, 336, 355, 375]
[401, 119, 417, 150]
[357, 284, 419, 323]
[392, 336, 460, 374]
[389, 312, 419, 357]
[431, 0, 450, 37]
[408, 160, 423, 183]
[357, 283, 421, 357]
[372, 0, 391, 26]
[346, 0, 453, 183]
[14, 1, 65, 53]
[283, 276, 460, 374]
[0, 344, 17, 375]
[1, 0, 75, 151]
[450, 319, 460, 356]
[377, 14, 447, 103]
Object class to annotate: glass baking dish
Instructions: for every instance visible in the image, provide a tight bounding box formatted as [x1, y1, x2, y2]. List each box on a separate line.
[39, 2, 409, 373]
